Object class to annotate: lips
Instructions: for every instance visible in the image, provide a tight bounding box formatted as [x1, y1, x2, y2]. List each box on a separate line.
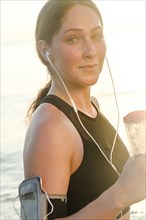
[78, 64, 98, 71]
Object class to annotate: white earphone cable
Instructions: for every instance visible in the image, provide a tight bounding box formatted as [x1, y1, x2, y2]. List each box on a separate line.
[106, 57, 120, 165]
[46, 52, 78, 113]
[46, 52, 123, 219]
[46, 52, 120, 176]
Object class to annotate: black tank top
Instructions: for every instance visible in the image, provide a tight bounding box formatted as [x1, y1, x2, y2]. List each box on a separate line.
[41, 95, 130, 217]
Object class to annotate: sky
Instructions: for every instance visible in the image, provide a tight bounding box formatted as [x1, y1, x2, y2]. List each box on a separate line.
[1, 0, 145, 43]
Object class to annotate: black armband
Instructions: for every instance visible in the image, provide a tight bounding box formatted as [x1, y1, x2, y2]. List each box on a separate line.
[47, 195, 67, 219]
[18, 176, 67, 220]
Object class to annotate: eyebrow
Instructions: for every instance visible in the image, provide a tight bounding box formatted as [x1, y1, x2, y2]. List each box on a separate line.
[63, 26, 103, 35]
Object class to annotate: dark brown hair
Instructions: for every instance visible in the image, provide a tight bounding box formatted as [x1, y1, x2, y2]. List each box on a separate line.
[27, 0, 103, 121]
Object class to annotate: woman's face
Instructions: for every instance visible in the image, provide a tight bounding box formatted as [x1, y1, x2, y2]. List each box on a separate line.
[50, 4, 106, 88]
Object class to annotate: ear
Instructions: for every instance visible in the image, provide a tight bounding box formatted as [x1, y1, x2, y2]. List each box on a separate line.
[37, 40, 51, 62]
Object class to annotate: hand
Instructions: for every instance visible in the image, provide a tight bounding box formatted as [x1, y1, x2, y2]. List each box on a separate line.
[116, 154, 146, 207]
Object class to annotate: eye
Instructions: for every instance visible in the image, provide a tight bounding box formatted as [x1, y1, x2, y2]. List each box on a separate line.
[66, 36, 80, 44]
[92, 34, 104, 41]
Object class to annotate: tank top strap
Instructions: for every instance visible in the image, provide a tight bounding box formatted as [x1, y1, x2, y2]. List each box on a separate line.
[40, 94, 91, 141]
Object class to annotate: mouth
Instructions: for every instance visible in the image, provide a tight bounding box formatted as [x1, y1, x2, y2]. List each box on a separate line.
[78, 64, 98, 72]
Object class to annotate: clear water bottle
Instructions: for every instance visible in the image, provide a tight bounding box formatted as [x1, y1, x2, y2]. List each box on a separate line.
[123, 110, 146, 157]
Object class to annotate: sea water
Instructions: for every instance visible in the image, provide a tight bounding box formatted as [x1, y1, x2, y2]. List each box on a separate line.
[1, 32, 145, 219]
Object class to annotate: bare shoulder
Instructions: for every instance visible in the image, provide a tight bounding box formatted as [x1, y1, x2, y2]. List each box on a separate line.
[23, 103, 82, 194]
[25, 102, 76, 145]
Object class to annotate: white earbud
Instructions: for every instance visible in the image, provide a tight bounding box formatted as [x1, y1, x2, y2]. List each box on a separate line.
[46, 51, 50, 59]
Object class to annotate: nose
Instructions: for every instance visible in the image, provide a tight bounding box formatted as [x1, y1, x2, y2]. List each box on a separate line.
[82, 38, 97, 59]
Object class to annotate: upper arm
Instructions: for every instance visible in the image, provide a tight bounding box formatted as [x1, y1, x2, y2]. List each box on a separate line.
[23, 104, 76, 195]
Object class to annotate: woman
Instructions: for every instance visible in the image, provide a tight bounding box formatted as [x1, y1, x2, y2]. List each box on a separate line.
[23, 0, 145, 219]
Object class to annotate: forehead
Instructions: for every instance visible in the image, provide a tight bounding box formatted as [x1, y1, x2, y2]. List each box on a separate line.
[60, 4, 102, 32]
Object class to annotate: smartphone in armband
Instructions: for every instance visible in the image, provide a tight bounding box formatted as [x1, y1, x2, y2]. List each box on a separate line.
[18, 176, 49, 220]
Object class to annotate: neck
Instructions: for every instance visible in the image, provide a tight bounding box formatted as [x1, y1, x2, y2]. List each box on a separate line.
[48, 81, 97, 118]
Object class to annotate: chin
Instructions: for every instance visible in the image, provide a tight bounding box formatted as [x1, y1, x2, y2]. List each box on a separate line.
[84, 75, 100, 86]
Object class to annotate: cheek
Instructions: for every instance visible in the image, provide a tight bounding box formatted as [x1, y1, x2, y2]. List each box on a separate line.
[54, 47, 80, 73]
[61, 48, 79, 65]
[98, 41, 106, 60]
[96, 42, 106, 72]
